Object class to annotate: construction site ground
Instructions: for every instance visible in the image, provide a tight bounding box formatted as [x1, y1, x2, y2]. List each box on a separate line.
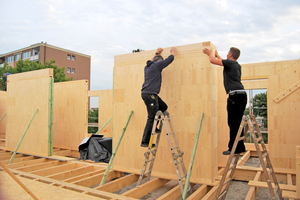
[0, 155, 289, 200]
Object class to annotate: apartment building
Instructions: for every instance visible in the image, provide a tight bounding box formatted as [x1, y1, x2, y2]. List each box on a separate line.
[0, 42, 91, 89]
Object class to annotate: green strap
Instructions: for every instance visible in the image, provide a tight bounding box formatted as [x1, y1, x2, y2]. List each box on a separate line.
[182, 112, 204, 200]
[100, 111, 133, 185]
[9, 109, 39, 164]
[92, 117, 113, 135]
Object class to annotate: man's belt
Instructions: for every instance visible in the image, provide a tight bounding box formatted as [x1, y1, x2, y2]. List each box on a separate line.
[229, 90, 246, 95]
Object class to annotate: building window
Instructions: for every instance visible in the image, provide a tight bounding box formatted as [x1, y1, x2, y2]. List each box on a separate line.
[67, 67, 71, 73]
[22, 51, 31, 59]
[67, 54, 71, 59]
[6, 55, 14, 63]
[15, 54, 21, 61]
[71, 68, 75, 74]
[72, 55, 75, 61]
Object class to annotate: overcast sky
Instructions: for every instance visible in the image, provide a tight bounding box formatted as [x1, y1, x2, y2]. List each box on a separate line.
[1, 0, 300, 107]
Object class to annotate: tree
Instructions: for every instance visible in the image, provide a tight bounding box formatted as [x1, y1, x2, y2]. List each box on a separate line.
[88, 109, 98, 134]
[0, 59, 73, 90]
[252, 92, 267, 118]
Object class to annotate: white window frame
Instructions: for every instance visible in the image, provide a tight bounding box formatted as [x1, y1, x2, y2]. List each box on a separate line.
[15, 54, 21, 61]
[22, 51, 31, 59]
[67, 67, 71, 73]
[6, 55, 14, 63]
[72, 55, 75, 61]
[71, 68, 75, 74]
[67, 54, 71, 60]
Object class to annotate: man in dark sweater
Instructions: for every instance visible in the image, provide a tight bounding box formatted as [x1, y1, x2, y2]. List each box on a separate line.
[141, 47, 176, 147]
[203, 47, 247, 155]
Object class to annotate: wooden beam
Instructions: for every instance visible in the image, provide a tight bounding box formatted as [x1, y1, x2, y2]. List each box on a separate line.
[32, 162, 81, 176]
[15, 160, 62, 172]
[95, 174, 139, 193]
[248, 180, 296, 191]
[8, 158, 48, 169]
[186, 184, 212, 200]
[287, 173, 295, 200]
[122, 178, 169, 199]
[46, 165, 95, 181]
[72, 170, 122, 188]
[245, 171, 261, 200]
[63, 168, 106, 183]
[237, 151, 251, 166]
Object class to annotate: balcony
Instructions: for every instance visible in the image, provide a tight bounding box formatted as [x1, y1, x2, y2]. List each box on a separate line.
[29, 54, 39, 61]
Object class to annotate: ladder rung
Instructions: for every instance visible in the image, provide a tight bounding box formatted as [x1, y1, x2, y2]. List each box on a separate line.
[238, 136, 245, 141]
[146, 158, 155, 163]
[228, 164, 236, 171]
[262, 152, 268, 159]
[223, 177, 232, 186]
[218, 190, 227, 199]
[274, 184, 279, 192]
[180, 174, 187, 180]
[268, 169, 273, 176]
[257, 136, 263, 142]
[144, 171, 151, 176]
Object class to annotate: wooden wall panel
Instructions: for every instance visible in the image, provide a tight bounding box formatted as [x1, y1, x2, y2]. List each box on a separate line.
[218, 59, 300, 169]
[113, 42, 218, 184]
[0, 91, 7, 134]
[53, 80, 88, 150]
[5, 69, 53, 156]
[88, 89, 113, 137]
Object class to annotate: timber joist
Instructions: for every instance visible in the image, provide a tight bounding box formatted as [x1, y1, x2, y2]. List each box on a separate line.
[0, 149, 297, 199]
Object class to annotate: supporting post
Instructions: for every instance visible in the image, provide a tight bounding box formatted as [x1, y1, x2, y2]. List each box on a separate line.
[0, 112, 6, 123]
[93, 117, 113, 135]
[8, 109, 39, 164]
[48, 77, 54, 156]
[0, 161, 39, 200]
[182, 112, 204, 200]
[100, 111, 133, 185]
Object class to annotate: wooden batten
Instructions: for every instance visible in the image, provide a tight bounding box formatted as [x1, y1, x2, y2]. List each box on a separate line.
[5, 69, 53, 156]
[113, 42, 218, 184]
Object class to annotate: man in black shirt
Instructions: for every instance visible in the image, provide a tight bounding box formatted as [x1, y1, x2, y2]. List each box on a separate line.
[203, 47, 247, 155]
[141, 47, 176, 147]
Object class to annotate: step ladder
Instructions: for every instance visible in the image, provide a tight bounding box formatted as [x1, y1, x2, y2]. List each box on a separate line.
[136, 110, 191, 195]
[214, 115, 283, 200]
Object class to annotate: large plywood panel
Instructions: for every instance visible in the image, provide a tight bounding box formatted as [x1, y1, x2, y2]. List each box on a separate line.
[218, 59, 300, 169]
[113, 42, 218, 184]
[5, 69, 53, 156]
[0, 91, 7, 134]
[53, 80, 88, 149]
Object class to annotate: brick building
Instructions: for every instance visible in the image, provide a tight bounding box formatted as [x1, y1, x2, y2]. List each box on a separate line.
[0, 42, 91, 89]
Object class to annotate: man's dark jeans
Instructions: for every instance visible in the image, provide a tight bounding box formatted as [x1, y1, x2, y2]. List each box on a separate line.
[141, 93, 168, 144]
[227, 93, 247, 153]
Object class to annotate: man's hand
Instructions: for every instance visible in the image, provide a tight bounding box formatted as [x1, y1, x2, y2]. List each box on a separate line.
[156, 47, 163, 54]
[170, 47, 176, 55]
[203, 48, 212, 56]
[203, 48, 223, 66]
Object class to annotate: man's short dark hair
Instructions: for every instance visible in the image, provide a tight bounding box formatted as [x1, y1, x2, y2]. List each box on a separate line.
[153, 55, 163, 62]
[230, 47, 240, 60]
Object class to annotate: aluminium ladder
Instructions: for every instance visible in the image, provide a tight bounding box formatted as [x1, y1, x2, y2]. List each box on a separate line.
[136, 110, 191, 195]
[214, 115, 283, 200]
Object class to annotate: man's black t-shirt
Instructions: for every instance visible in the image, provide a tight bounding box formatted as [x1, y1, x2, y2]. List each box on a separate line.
[222, 59, 244, 94]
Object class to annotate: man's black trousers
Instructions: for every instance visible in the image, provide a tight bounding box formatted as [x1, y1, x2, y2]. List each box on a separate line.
[141, 93, 168, 144]
[227, 92, 247, 153]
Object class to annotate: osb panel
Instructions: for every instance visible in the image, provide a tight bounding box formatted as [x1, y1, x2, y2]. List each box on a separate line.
[53, 80, 88, 150]
[113, 42, 218, 184]
[218, 59, 300, 169]
[0, 91, 7, 134]
[5, 69, 53, 156]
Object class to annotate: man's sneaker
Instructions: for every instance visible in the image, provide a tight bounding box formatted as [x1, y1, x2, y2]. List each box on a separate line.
[222, 150, 231, 155]
[141, 143, 156, 148]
